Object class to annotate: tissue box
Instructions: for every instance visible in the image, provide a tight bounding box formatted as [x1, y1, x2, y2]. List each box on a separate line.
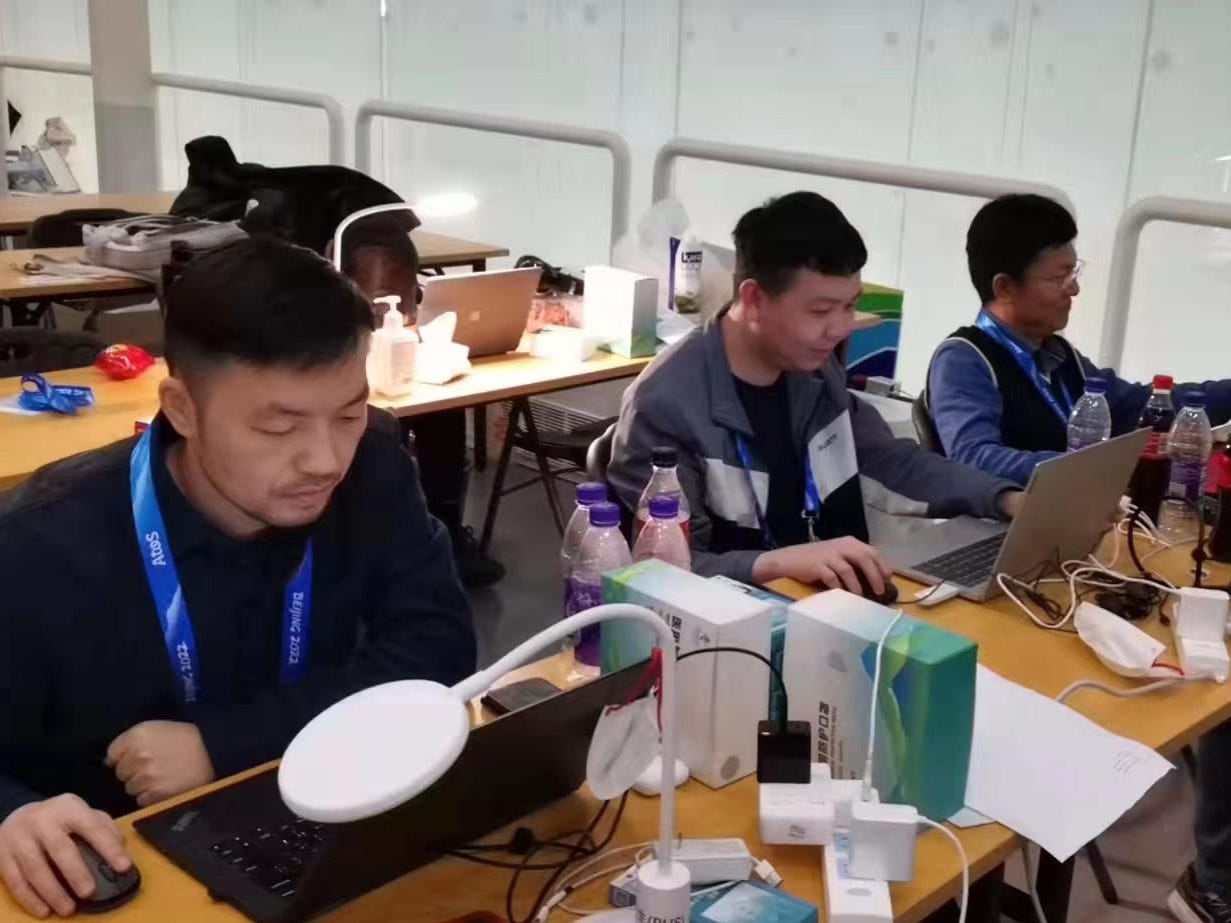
[582, 265, 657, 358]
[784, 590, 976, 821]
[691, 881, 817, 923]
[601, 559, 772, 788]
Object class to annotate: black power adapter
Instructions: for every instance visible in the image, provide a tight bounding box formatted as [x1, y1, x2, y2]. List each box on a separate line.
[756, 719, 812, 783]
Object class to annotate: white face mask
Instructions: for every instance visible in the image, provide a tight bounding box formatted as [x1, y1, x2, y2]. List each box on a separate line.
[1074, 601, 1174, 678]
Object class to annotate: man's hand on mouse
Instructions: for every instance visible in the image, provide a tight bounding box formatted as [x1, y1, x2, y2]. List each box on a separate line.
[998, 489, 1025, 519]
[106, 721, 216, 808]
[752, 537, 892, 595]
[0, 793, 130, 919]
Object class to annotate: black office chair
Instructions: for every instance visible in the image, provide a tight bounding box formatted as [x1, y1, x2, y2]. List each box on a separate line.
[0, 328, 106, 377]
[912, 394, 945, 456]
[6, 208, 147, 329]
[586, 421, 617, 484]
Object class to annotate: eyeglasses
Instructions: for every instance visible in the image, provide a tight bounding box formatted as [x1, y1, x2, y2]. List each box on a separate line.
[1031, 259, 1085, 288]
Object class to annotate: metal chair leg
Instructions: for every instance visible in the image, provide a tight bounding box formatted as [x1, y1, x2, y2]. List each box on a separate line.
[1084, 841, 1119, 905]
[518, 398, 566, 536]
[479, 399, 522, 554]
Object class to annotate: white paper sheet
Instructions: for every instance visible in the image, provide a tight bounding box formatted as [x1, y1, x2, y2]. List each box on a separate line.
[948, 807, 994, 829]
[965, 666, 1173, 861]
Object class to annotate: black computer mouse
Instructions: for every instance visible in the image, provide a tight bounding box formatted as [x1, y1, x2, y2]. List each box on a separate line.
[52, 835, 141, 914]
[856, 570, 900, 606]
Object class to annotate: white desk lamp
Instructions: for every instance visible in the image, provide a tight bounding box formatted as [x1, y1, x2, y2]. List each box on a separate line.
[278, 603, 691, 922]
[330, 201, 422, 272]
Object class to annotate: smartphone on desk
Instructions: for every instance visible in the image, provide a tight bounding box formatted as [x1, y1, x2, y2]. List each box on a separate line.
[481, 677, 562, 716]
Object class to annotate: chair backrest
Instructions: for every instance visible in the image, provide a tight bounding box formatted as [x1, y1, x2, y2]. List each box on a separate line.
[912, 393, 946, 456]
[586, 421, 617, 483]
[27, 209, 148, 248]
[0, 328, 107, 377]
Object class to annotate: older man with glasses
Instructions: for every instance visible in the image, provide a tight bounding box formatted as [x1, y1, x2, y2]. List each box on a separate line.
[921, 193, 1231, 486]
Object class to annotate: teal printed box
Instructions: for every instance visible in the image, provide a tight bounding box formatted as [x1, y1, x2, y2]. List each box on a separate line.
[783, 590, 976, 821]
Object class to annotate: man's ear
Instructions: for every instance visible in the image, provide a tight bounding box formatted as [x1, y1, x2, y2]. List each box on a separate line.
[737, 278, 766, 321]
[159, 376, 199, 440]
[990, 272, 1016, 303]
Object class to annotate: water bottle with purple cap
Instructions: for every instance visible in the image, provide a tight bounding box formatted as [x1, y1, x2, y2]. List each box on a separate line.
[568, 501, 631, 670]
[560, 481, 608, 616]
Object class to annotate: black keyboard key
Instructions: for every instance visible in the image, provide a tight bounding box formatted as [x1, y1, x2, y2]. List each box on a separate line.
[916, 535, 1006, 587]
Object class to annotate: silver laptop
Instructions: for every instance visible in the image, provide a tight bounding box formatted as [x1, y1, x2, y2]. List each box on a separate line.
[880, 428, 1151, 601]
[418, 267, 542, 358]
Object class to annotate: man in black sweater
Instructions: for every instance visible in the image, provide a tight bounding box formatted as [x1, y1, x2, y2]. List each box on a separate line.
[0, 238, 476, 918]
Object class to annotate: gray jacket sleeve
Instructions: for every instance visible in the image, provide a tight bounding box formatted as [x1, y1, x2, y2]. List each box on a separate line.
[609, 391, 763, 584]
[849, 393, 1017, 519]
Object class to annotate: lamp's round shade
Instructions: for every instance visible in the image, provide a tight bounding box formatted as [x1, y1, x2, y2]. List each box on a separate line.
[278, 680, 470, 823]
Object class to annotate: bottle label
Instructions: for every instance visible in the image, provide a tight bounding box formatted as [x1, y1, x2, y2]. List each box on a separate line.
[1169, 459, 1205, 503]
[1144, 432, 1166, 458]
[567, 575, 604, 618]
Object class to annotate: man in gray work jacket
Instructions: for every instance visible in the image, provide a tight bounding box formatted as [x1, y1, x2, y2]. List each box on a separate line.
[609, 191, 1022, 595]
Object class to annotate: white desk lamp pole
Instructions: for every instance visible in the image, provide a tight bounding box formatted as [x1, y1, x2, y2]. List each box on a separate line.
[279, 604, 690, 922]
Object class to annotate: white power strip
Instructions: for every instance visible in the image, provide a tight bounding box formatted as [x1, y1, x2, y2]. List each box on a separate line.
[824, 832, 893, 923]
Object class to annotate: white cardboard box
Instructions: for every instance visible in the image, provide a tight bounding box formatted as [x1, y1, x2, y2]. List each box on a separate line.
[582, 265, 658, 358]
[601, 559, 773, 787]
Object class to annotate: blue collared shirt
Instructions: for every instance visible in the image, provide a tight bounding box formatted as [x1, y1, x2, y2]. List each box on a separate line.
[928, 310, 1231, 485]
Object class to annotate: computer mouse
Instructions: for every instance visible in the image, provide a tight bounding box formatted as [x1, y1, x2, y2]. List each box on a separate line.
[856, 570, 899, 607]
[51, 835, 141, 914]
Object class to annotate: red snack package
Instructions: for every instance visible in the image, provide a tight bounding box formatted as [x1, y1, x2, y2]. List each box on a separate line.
[95, 344, 155, 380]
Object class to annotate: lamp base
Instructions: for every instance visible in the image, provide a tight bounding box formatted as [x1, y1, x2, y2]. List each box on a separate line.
[636, 859, 691, 923]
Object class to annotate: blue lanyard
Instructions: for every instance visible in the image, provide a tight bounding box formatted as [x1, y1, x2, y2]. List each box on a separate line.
[129, 427, 313, 705]
[975, 313, 1073, 423]
[734, 435, 822, 549]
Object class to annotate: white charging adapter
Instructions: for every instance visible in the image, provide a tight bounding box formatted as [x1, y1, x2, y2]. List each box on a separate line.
[660, 838, 755, 885]
[1174, 587, 1231, 682]
[847, 800, 920, 882]
[824, 833, 894, 923]
[759, 762, 835, 846]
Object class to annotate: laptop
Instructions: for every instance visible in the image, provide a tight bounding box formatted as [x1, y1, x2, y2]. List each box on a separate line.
[418, 266, 542, 358]
[135, 663, 645, 923]
[880, 428, 1150, 601]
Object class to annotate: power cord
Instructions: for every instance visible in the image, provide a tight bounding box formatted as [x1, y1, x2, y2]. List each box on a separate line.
[677, 645, 789, 724]
[1056, 677, 1181, 704]
[863, 610, 903, 799]
[918, 817, 968, 923]
[505, 791, 630, 923]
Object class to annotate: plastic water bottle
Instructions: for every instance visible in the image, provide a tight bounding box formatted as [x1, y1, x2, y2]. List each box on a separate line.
[560, 482, 608, 617]
[568, 502, 631, 672]
[1128, 374, 1175, 525]
[636, 446, 691, 539]
[632, 494, 692, 571]
[1159, 392, 1214, 542]
[1066, 377, 1112, 452]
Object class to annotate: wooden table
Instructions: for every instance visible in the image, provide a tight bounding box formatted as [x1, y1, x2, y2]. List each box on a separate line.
[0, 192, 180, 236]
[2, 537, 1213, 922]
[0, 351, 649, 491]
[769, 541, 1231, 922]
[0, 645, 999, 923]
[0, 232, 508, 302]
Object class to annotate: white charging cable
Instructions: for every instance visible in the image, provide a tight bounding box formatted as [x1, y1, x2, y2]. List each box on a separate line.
[917, 817, 968, 923]
[997, 558, 1182, 631]
[862, 610, 904, 799]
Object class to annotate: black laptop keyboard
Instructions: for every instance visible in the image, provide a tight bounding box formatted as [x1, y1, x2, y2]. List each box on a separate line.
[209, 820, 329, 900]
[915, 534, 1007, 588]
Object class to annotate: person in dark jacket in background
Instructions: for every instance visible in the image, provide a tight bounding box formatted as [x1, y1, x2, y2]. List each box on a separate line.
[0, 238, 475, 919]
[336, 213, 505, 586]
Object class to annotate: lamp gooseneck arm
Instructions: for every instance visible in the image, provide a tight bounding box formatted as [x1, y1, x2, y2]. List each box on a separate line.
[451, 604, 679, 874]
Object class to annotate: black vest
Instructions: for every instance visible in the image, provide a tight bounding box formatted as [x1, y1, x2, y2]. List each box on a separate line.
[928, 326, 1087, 454]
